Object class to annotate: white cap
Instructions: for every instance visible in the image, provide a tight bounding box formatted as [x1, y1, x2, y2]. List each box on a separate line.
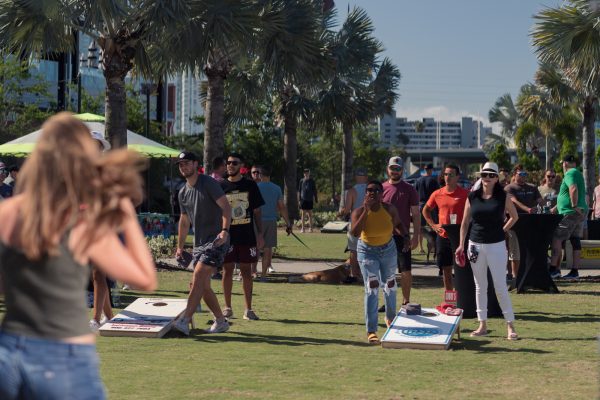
[479, 161, 499, 174]
[90, 131, 111, 151]
[388, 156, 403, 168]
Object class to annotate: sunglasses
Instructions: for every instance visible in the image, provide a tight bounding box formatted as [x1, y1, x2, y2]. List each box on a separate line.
[480, 172, 498, 179]
[366, 188, 382, 194]
[388, 166, 402, 172]
[546, 175, 556, 178]
[226, 160, 240, 166]
[517, 172, 528, 177]
[251, 171, 261, 175]
[443, 173, 456, 177]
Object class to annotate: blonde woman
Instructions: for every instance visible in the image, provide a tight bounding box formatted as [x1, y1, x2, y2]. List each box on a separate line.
[0, 113, 156, 399]
[455, 162, 519, 340]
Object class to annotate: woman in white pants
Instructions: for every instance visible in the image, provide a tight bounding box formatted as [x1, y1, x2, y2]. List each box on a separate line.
[455, 162, 519, 340]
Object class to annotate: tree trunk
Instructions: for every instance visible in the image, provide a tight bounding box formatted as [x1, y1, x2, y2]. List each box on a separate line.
[545, 131, 549, 171]
[283, 111, 299, 221]
[104, 75, 127, 148]
[203, 69, 225, 175]
[582, 97, 597, 207]
[341, 121, 354, 196]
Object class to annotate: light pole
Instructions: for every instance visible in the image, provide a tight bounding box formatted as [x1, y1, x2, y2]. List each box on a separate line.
[140, 82, 157, 137]
[76, 40, 99, 113]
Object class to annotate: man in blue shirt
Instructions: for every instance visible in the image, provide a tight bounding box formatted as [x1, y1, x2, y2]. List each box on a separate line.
[258, 165, 292, 281]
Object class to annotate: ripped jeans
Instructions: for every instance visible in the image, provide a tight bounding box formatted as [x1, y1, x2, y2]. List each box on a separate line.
[357, 239, 398, 332]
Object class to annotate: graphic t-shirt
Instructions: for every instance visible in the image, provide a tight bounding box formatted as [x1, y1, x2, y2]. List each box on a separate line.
[178, 175, 226, 246]
[382, 180, 419, 231]
[504, 183, 541, 213]
[221, 177, 265, 245]
[557, 168, 588, 216]
[425, 186, 468, 238]
[258, 181, 283, 222]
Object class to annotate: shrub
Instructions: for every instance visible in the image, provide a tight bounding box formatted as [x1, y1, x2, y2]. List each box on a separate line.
[146, 236, 176, 260]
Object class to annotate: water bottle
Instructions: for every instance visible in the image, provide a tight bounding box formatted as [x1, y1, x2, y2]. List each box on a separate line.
[543, 201, 551, 214]
[536, 204, 542, 214]
[111, 287, 121, 307]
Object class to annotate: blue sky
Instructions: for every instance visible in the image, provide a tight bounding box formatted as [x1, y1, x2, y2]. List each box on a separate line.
[338, 0, 557, 130]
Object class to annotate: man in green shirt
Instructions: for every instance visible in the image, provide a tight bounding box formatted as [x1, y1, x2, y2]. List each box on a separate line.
[550, 155, 588, 279]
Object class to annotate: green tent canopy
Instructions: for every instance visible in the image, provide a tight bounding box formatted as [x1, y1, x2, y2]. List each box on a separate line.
[0, 113, 180, 158]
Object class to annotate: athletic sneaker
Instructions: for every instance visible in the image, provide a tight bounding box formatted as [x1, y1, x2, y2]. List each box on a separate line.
[562, 269, 579, 279]
[206, 319, 230, 333]
[549, 269, 561, 279]
[99, 314, 108, 325]
[222, 307, 234, 318]
[378, 305, 386, 313]
[173, 317, 191, 336]
[122, 283, 130, 291]
[89, 319, 101, 333]
[243, 309, 259, 321]
[267, 266, 275, 273]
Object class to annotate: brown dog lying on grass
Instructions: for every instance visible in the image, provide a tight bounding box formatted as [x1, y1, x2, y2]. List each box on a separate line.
[288, 264, 353, 284]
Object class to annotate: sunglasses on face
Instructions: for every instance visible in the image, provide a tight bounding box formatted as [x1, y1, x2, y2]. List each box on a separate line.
[443, 173, 456, 177]
[251, 171, 261, 175]
[517, 172, 528, 177]
[366, 188, 381, 194]
[388, 166, 402, 172]
[226, 160, 240, 166]
[480, 172, 498, 179]
[546, 175, 556, 178]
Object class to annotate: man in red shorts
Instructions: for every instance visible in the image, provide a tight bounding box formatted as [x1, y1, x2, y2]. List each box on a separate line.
[220, 153, 265, 320]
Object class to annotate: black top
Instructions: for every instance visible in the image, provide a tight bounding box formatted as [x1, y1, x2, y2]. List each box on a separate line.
[415, 175, 439, 206]
[299, 178, 317, 202]
[468, 190, 506, 243]
[0, 238, 91, 339]
[221, 177, 265, 245]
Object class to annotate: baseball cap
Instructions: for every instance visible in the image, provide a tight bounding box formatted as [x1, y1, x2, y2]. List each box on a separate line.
[354, 167, 367, 176]
[388, 156, 403, 168]
[425, 163, 434, 170]
[562, 155, 577, 163]
[176, 151, 199, 163]
[90, 131, 111, 151]
[479, 161, 499, 174]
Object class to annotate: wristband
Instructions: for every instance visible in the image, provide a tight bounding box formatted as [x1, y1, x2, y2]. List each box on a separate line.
[221, 228, 229, 232]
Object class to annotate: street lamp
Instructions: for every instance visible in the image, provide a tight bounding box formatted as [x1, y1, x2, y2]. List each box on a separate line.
[76, 39, 100, 113]
[140, 82, 157, 137]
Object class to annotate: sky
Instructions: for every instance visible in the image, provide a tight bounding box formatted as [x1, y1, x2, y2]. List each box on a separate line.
[337, 0, 559, 131]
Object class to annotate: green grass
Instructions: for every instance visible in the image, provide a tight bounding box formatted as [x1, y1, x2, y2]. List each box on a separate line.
[82, 272, 600, 399]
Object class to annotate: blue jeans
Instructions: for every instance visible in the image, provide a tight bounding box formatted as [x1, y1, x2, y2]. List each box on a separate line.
[357, 239, 398, 332]
[0, 332, 106, 400]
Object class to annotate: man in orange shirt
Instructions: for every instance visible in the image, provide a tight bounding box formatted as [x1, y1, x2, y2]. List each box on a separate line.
[422, 164, 468, 291]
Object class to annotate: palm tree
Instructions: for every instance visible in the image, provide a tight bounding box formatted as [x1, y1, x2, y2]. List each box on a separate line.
[488, 93, 519, 146]
[532, 0, 600, 202]
[0, 1, 191, 148]
[516, 79, 563, 169]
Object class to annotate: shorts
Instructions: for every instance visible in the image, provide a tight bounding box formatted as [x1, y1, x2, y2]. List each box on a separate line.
[553, 213, 585, 241]
[300, 200, 314, 210]
[224, 244, 259, 264]
[347, 231, 359, 252]
[506, 230, 520, 261]
[0, 332, 106, 400]
[192, 236, 230, 268]
[262, 220, 278, 248]
[393, 235, 412, 272]
[436, 236, 453, 268]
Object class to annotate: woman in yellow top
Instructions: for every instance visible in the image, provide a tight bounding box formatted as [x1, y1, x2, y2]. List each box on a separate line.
[351, 181, 408, 344]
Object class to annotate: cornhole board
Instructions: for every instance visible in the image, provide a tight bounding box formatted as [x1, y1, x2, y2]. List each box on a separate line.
[99, 297, 187, 338]
[381, 308, 462, 350]
[320, 221, 349, 233]
[565, 240, 600, 269]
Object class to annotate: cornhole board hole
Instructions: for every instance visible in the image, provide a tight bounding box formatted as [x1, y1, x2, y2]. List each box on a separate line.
[565, 240, 600, 269]
[381, 308, 462, 350]
[320, 221, 349, 233]
[99, 298, 187, 338]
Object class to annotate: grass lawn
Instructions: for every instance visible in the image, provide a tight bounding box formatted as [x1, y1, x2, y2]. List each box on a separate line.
[62, 272, 600, 399]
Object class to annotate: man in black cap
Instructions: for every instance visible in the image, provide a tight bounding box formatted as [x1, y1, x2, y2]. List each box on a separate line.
[549, 155, 588, 279]
[414, 163, 439, 254]
[174, 151, 232, 335]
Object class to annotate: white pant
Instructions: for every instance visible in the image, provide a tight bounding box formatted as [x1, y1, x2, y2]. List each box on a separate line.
[468, 240, 515, 322]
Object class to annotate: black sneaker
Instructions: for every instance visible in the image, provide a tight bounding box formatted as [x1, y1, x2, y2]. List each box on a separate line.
[562, 269, 579, 279]
[378, 305, 386, 313]
[549, 268, 561, 279]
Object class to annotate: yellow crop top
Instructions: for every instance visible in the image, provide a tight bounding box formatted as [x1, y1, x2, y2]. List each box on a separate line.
[360, 206, 394, 246]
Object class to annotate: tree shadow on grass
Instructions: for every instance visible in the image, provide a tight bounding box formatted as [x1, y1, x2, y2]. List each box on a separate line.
[264, 318, 364, 327]
[517, 311, 600, 324]
[189, 331, 371, 347]
[558, 290, 600, 297]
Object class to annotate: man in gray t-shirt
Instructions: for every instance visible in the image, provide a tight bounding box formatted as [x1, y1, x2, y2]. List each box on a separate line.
[173, 151, 232, 336]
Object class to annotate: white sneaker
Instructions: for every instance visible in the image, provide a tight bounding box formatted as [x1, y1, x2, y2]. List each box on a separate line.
[267, 266, 275, 273]
[89, 319, 101, 333]
[122, 284, 130, 291]
[206, 318, 230, 333]
[99, 314, 108, 325]
[173, 317, 191, 336]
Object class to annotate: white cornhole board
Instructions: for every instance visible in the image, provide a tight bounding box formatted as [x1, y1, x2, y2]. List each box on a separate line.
[320, 221, 349, 233]
[99, 298, 187, 338]
[565, 240, 600, 269]
[381, 307, 462, 350]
